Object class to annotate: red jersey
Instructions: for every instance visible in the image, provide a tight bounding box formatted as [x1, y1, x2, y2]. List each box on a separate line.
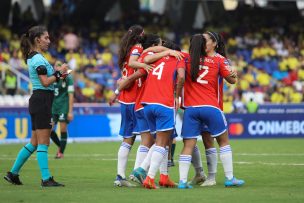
[141, 55, 186, 108]
[134, 52, 150, 111]
[183, 53, 231, 109]
[118, 44, 143, 104]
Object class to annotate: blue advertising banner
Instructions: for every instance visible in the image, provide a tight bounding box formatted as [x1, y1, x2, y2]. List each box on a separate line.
[0, 104, 303, 143]
[227, 113, 304, 138]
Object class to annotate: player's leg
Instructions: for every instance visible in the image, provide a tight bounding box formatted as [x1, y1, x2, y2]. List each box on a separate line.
[201, 132, 217, 187]
[142, 105, 173, 189]
[130, 131, 154, 183]
[207, 108, 244, 187]
[169, 137, 176, 166]
[114, 104, 137, 187]
[189, 144, 206, 185]
[158, 130, 177, 187]
[143, 130, 171, 189]
[133, 110, 153, 170]
[178, 107, 201, 189]
[50, 115, 60, 149]
[55, 121, 68, 159]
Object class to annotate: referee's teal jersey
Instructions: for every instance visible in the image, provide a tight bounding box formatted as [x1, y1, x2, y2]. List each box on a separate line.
[27, 52, 55, 91]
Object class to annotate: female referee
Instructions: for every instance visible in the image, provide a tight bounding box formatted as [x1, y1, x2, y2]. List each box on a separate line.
[4, 26, 68, 187]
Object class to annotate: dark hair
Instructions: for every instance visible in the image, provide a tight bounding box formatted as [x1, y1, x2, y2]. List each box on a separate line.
[189, 34, 206, 82]
[205, 31, 226, 57]
[118, 25, 144, 69]
[20, 26, 47, 61]
[142, 34, 161, 49]
[162, 40, 181, 51]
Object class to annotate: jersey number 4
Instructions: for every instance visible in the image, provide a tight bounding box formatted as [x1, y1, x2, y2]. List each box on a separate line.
[197, 65, 209, 84]
[152, 62, 165, 80]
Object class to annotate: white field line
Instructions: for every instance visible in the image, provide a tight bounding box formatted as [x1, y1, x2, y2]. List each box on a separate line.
[0, 157, 304, 166]
[1, 153, 304, 157]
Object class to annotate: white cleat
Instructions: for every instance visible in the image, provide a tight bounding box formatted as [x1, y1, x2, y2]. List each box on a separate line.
[114, 175, 136, 187]
[200, 179, 216, 187]
[189, 174, 207, 185]
[129, 174, 141, 184]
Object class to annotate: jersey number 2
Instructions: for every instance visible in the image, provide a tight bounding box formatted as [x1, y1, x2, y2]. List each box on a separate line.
[197, 65, 209, 84]
[152, 62, 165, 80]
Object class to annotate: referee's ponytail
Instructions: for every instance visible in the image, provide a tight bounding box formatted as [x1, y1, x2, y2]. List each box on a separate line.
[20, 26, 47, 62]
[189, 34, 207, 82]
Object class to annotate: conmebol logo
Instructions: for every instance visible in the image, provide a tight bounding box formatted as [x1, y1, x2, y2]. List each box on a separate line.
[248, 121, 304, 135]
[229, 123, 244, 136]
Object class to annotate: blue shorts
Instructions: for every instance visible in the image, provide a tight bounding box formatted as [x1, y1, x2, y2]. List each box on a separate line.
[135, 109, 150, 133]
[201, 124, 210, 133]
[181, 106, 227, 139]
[171, 128, 178, 139]
[152, 127, 178, 140]
[119, 103, 138, 138]
[143, 104, 175, 134]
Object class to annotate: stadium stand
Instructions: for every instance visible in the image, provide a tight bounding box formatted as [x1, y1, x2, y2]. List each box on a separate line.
[0, 0, 303, 111]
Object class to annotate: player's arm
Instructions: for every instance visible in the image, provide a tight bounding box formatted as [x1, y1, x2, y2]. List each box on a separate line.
[118, 70, 146, 92]
[67, 77, 74, 121]
[143, 46, 169, 53]
[176, 68, 185, 99]
[144, 50, 184, 64]
[128, 55, 153, 72]
[109, 70, 146, 106]
[220, 58, 237, 84]
[225, 73, 237, 84]
[175, 66, 185, 109]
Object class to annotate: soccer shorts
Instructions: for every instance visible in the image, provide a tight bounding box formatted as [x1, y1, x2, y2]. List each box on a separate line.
[135, 109, 150, 133]
[119, 103, 138, 138]
[143, 104, 175, 134]
[52, 113, 69, 123]
[181, 106, 227, 139]
[29, 90, 54, 130]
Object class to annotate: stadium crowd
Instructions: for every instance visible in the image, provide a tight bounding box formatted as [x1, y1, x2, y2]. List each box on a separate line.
[1, 3, 304, 113]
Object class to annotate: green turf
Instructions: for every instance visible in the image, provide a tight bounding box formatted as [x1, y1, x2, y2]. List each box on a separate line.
[1, 139, 304, 203]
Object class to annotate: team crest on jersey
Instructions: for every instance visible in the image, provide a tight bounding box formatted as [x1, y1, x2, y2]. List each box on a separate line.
[132, 49, 139, 54]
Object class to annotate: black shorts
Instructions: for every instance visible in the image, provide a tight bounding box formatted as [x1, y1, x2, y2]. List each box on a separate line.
[29, 90, 54, 130]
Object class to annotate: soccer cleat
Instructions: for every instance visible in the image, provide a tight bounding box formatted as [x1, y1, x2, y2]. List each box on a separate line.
[168, 159, 175, 167]
[143, 176, 158, 189]
[114, 175, 136, 187]
[129, 174, 138, 183]
[224, 177, 245, 187]
[189, 174, 206, 185]
[178, 180, 193, 189]
[200, 178, 216, 187]
[159, 174, 177, 188]
[4, 172, 23, 185]
[132, 167, 147, 184]
[55, 150, 64, 159]
[41, 177, 64, 187]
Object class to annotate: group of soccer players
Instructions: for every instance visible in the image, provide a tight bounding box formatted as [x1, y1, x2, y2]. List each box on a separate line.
[112, 25, 245, 189]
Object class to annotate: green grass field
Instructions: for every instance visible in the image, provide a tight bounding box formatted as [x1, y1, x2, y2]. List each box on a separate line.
[1, 139, 304, 203]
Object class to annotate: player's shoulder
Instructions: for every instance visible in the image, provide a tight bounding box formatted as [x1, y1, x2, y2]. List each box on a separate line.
[131, 44, 143, 51]
[214, 53, 227, 61]
[131, 44, 143, 55]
